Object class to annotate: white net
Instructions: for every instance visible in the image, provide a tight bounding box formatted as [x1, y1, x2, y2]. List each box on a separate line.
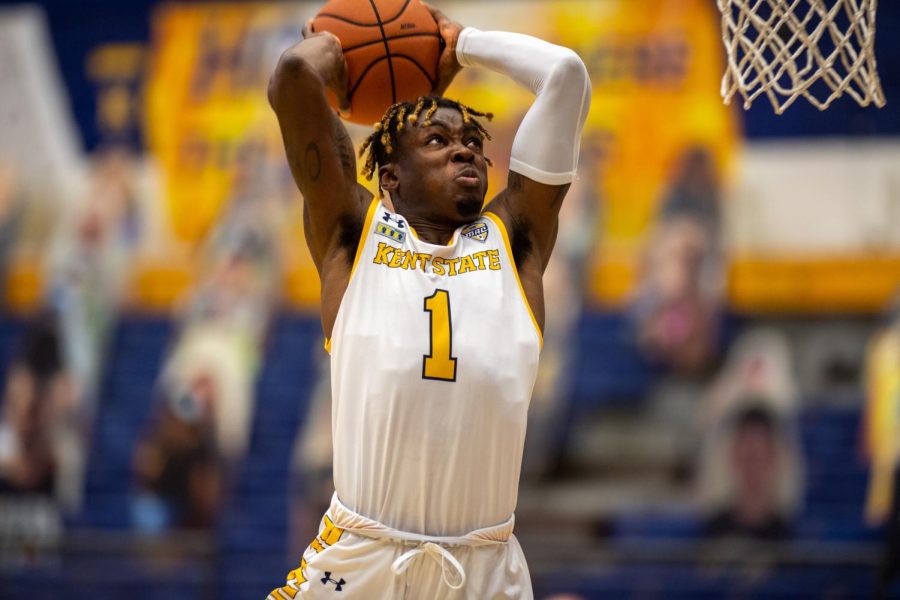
[719, 0, 886, 113]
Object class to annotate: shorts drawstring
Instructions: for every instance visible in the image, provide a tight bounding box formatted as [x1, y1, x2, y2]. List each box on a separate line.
[328, 493, 513, 594]
[391, 542, 466, 590]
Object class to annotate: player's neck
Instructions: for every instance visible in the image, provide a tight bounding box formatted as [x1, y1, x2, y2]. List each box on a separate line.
[389, 195, 459, 245]
[404, 217, 457, 245]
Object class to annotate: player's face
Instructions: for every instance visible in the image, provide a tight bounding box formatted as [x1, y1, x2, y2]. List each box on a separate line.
[389, 107, 489, 225]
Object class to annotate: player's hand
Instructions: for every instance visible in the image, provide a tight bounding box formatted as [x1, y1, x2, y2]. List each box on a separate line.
[300, 21, 352, 117]
[423, 3, 463, 97]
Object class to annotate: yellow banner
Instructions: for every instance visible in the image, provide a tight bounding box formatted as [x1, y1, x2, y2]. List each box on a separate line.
[444, 0, 739, 305]
[142, 0, 736, 309]
[147, 3, 300, 239]
[145, 2, 323, 306]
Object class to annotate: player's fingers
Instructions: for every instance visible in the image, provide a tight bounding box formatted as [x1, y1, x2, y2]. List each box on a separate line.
[338, 94, 351, 117]
[333, 53, 352, 117]
[423, 3, 461, 55]
[337, 91, 352, 118]
[301, 18, 313, 39]
[421, 2, 448, 26]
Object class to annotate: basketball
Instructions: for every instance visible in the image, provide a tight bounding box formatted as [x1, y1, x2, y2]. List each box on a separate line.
[311, 0, 441, 125]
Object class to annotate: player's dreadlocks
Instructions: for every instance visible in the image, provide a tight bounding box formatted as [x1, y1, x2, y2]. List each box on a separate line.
[359, 96, 493, 193]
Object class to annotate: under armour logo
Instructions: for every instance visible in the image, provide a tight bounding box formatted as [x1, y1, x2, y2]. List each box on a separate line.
[382, 212, 405, 228]
[321, 572, 346, 591]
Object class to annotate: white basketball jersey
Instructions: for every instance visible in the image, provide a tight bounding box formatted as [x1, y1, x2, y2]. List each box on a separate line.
[329, 199, 542, 538]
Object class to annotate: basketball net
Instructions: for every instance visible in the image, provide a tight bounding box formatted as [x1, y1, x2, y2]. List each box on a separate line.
[718, 0, 886, 113]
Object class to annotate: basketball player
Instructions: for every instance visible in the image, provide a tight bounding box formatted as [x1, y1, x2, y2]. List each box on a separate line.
[267, 6, 590, 599]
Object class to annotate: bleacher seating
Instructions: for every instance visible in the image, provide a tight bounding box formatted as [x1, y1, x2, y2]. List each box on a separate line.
[794, 407, 882, 542]
[0, 315, 321, 598]
[569, 310, 740, 409]
[570, 312, 661, 408]
[0, 313, 890, 598]
[0, 316, 24, 387]
[536, 563, 881, 599]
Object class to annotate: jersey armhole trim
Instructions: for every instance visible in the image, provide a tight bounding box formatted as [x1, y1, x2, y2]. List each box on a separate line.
[483, 211, 544, 348]
[351, 198, 380, 278]
[324, 197, 380, 355]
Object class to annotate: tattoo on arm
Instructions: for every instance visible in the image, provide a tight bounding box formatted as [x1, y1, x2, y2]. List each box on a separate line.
[304, 142, 321, 182]
[508, 172, 525, 192]
[333, 120, 356, 177]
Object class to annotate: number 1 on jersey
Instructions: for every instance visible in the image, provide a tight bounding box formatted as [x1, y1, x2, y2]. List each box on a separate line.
[423, 289, 457, 382]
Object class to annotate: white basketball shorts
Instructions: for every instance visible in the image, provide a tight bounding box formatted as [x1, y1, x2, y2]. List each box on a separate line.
[267, 493, 533, 599]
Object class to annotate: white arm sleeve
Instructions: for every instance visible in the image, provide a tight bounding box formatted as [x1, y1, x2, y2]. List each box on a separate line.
[456, 27, 591, 185]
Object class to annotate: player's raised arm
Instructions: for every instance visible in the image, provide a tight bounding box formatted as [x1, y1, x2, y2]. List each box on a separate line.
[268, 30, 371, 271]
[435, 13, 591, 272]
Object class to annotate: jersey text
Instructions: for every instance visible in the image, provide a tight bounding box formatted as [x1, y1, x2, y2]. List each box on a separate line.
[372, 242, 501, 277]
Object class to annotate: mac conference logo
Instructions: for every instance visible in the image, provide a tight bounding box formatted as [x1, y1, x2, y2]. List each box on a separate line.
[461, 221, 489, 243]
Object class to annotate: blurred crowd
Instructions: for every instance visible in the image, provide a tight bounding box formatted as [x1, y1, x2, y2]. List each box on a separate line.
[0, 147, 138, 503]
[0, 127, 897, 577]
[131, 161, 284, 532]
[0, 137, 895, 561]
[0, 144, 292, 551]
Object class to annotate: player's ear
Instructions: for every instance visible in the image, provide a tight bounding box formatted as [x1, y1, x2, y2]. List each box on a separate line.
[379, 164, 399, 193]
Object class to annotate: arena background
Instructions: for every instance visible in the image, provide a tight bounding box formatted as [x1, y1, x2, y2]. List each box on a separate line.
[0, 0, 899, 598]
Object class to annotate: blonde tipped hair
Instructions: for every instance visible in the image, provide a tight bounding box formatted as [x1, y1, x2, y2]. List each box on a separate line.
[358, 96, 493, 193]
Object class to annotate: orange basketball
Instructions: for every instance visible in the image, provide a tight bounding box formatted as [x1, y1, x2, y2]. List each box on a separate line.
[311, 0, 441, 125]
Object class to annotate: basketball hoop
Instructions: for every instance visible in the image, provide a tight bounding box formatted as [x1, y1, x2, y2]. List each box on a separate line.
[718, 0, 886, 113]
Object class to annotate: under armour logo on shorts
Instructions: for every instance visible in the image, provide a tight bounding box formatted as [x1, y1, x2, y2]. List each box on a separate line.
[321, 572, 346, 591]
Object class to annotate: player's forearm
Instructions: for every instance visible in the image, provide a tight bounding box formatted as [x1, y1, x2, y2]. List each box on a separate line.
[456, 28, 591, 185]
[456, 28, 580, 95]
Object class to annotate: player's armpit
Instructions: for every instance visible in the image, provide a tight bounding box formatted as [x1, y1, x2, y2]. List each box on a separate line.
[269, 34, 368, 270]
[485, 173, 569, 273]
